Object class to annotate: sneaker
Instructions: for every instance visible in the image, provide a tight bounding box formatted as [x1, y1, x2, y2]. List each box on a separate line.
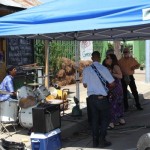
[108, 122, 114, 129]
[119, 118, 126, 125]
[99, 140, 112, 148]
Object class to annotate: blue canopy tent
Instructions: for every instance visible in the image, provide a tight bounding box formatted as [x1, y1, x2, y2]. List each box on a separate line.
[0, 0, 150, 40]
[0, 0, 150, 108]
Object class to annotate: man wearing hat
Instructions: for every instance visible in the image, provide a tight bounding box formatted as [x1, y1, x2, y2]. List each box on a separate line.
[118, 48, 143, 112]
[0, 66, 17, 101]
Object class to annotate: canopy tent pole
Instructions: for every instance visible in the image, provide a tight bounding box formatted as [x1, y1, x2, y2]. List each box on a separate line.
[71, 39, 82, 117]
[145, 40, 150, 83]
[75, 40, 80, 108]
[44, 40, 50, 88]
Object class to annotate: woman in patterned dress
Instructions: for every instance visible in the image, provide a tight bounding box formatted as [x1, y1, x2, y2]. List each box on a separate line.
[103, 54, 125, 129]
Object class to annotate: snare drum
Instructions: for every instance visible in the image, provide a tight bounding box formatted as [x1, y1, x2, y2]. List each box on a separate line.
[0, 100, 18, 123]
[34, 85, 50, 101]
[19, 103, 38, 129]
[17, 86, 36, 108]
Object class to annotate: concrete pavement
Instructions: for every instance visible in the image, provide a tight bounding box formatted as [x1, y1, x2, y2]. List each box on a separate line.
[61, 69, 150, 150]
[0, 69, 150, 150]
[61, 97, 150, 150]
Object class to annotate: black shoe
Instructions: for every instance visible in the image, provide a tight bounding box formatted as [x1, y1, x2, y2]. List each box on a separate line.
[93, 141, 99, 148]
[99, 140, 112, 148]
[93, 138, 99, 148]
[137, 106, 143, 111]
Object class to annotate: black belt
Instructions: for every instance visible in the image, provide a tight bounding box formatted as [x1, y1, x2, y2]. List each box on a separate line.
[90, 95, 107, 99]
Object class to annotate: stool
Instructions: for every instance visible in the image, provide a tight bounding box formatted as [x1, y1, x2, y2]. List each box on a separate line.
[0, 122, 17, 135]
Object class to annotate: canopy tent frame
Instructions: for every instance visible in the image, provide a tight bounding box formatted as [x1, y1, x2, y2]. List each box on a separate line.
[0, 0, 150, 109]
[3, 25, 150, 41]
[0, 0, 150, 41]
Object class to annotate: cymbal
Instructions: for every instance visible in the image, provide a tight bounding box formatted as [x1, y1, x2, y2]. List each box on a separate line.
[0, 90, 13, 95]
[48, 99, 63, 104]
[21, 66, 44, 70]
[27, 83, 42, 86]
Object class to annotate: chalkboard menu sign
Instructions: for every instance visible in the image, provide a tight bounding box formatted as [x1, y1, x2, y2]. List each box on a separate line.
[6, 38, 34, 74]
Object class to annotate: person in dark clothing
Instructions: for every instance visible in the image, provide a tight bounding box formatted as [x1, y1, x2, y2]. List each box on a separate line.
[83, 51, 115, 148]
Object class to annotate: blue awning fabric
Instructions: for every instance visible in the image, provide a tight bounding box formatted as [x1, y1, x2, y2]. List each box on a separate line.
[0, 0, 150, 40]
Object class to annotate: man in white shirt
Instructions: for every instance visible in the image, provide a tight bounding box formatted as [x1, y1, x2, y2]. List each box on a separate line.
[83, 51, 114, 148]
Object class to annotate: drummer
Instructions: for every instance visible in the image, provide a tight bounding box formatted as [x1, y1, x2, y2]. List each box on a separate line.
[0, 66, 17, 101]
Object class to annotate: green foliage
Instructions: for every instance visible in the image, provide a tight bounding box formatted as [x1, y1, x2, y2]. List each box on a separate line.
[34, 40, 76, 75]
[53, 41, 76, 61]
[34, 40, 45, 66]
[34, 40, 106, 77]
[49, 42, 63, 75]
[108, 42, 114, 50]
[93, 41, 104, 56]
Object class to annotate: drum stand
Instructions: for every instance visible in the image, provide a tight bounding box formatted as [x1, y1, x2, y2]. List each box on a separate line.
[0, 122, 10, 135]
[0, 122, 17, 136]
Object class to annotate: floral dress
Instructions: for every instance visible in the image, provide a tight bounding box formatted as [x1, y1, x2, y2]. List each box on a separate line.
[109, 77, 124, 124]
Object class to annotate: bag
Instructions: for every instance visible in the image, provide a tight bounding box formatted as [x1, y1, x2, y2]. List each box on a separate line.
[124, 75, 130, 85]
[91, 64, 115, 99]
[1, 139, 25, 150]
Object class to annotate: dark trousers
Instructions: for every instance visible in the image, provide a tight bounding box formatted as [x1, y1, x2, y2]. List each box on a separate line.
[121, 75, 141, 109]
[86, 97, 92, 125]
[87, 95, 110, 140]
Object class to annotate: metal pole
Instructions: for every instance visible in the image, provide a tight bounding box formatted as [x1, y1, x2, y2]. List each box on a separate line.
[75, 40, 80, 108]
[45, 40, 50, 88]
[145, 40, 150, 83]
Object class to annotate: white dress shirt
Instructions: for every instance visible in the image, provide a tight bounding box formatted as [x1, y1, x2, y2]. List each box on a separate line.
[83, 62, 114, 96]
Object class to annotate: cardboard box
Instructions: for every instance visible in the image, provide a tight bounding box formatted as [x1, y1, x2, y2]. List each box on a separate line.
[30, 128, 61, 150]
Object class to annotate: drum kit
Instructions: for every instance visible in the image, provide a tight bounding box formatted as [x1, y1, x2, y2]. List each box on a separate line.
[0, 65, 69, 132]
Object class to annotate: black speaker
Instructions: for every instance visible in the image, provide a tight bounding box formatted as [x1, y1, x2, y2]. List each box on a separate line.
[32, 103, 61, 133]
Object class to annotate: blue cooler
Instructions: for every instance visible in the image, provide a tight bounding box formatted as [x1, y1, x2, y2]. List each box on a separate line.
[30, 128, 61, 150]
